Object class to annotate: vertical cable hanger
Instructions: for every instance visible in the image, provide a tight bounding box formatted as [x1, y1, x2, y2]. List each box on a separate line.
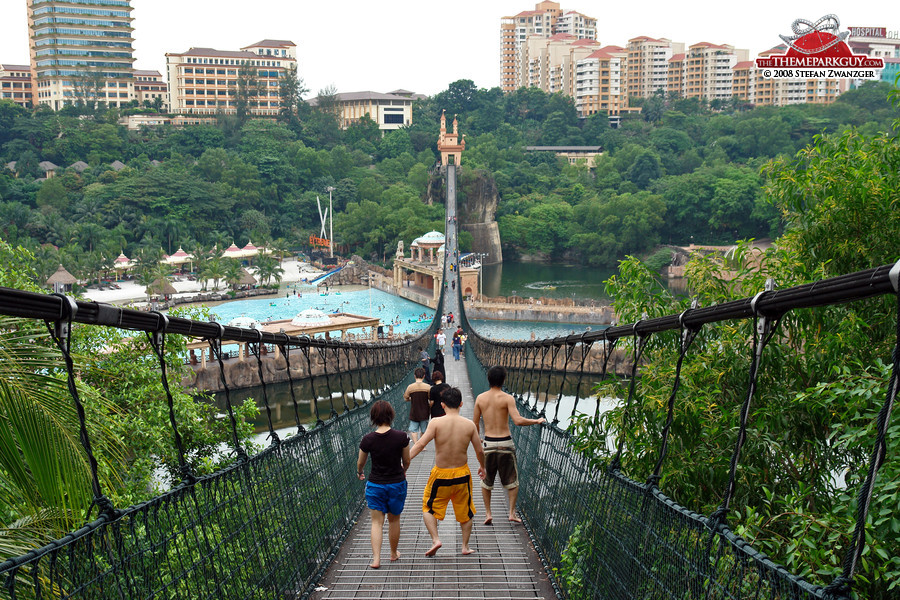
[317, 344, 338, 420]
[648, 303, 700, 488]
[207, 323, 247, 461]
[569, 332, 594, 423]
[551, 339, 579, 426]
[249, 330, 280, 445]
[334, 345, 350, 413]
[825, 270, 900, 599]
[146, 311, 195, 484]
[609, 320, 651, 473]
[708, 280, 782, 533]
[277, 336, 305, 434]
[47, 294, 119, 521]
[300, 340, 324, 428]
[594, 330, 618, 428]
[540, 343, 563, 417]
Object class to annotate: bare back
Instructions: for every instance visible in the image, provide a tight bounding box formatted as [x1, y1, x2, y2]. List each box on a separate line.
[430, 414, 479, 469]
[473, 387, 517, 438]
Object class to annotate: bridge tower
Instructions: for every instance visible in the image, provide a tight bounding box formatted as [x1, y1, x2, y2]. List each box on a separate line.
[437, 109, 465, 166]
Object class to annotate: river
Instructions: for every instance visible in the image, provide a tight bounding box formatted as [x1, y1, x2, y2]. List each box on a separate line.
[480, 261, 617, 301]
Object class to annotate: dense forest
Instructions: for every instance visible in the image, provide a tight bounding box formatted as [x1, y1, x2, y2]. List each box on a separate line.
[1, 79, 897, 285]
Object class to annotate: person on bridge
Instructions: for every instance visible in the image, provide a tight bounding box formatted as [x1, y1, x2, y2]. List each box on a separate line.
[357, 400, 411, 569]
[452, 328, 463, 361]
[429, 370, 449, 418]
[472, 366, 545, 525]
[404, 368, 432, 443]
[409, 387, 486, 557]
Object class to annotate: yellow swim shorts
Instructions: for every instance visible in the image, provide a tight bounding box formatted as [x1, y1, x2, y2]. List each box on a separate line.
[422, 465, 475, 523]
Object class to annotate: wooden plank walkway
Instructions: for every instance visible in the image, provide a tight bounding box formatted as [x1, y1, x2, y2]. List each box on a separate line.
[309, 351, 555, 599]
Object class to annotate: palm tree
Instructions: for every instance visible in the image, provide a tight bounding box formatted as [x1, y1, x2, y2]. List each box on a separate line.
[0, 317, 123, 560]
[202, 258, 226, 292]
[223, 259, 243, 292]
[254, 254, 284, 286]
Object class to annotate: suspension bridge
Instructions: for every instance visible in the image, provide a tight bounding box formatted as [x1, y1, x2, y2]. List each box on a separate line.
[0, 162, 897, 599]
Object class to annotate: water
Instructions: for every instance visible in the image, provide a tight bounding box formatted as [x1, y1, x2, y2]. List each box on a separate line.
[468, 318, 605, 341]
[480, 261, 616, 302]
[209, 285, 433, 336]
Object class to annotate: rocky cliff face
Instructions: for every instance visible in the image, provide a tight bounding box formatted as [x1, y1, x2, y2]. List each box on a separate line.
[426, 167, 503, 265]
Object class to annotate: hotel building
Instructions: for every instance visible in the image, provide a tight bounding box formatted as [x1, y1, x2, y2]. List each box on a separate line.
[314, 90, 418, 132]
[165, 40, 296, 116]
[0, 64, 34, 108]
[133, 69, 168, 110]
[500, 1, 596, 93]
[26, 0, 136, 110]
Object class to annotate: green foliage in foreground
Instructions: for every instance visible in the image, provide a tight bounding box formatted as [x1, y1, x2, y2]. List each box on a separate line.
[0, 241, 259, 561]
[566, 99, 900, 598]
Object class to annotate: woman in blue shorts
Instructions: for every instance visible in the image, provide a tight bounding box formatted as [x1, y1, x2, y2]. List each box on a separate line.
[357, 400, 411, 568]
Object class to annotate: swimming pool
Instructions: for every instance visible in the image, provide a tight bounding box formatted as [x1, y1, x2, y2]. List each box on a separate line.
[210, 286, 433, 336]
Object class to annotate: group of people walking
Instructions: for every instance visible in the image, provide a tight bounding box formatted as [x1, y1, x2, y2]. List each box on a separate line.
[356, 365, 544, 567]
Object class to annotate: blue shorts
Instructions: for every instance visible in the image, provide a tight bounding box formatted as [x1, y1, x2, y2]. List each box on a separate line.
[365, 480, 408, 515]
[409, 419, 428, 434]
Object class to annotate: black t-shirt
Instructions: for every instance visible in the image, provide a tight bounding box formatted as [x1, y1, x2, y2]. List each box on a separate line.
[429, 383, 450, 418]
[360, 429, 409, 484]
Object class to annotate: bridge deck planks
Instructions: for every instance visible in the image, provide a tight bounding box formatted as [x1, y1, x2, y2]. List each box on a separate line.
[310, 353, 555, 599]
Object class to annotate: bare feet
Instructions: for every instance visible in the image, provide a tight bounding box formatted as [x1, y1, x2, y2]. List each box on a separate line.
[369, 560, 380, 569]
[483, 516, 493, 525]
[509, 513, 522, 523]
[425, 541, 442, 557]
[461, 547, 476, 555]
[390, 552, 401, 562]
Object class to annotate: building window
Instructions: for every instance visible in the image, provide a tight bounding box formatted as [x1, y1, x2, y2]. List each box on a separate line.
[384, 114, 404, 124]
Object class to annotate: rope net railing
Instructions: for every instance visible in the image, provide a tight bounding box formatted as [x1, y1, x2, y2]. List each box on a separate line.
[0, 286, 441, 599]
[457, 262, 900, 600]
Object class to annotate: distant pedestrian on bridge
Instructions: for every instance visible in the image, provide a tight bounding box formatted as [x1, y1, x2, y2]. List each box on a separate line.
[410, 387, 486, 557]
[404, 368, 432, 443]
[357, 400, 410, 569]
[473, 366, 545, 525]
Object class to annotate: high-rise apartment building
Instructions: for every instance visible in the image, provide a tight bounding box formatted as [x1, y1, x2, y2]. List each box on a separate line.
[679, 43, 748, 101]
[750, 46, 840, 107]
[627, 36, 684, 99]
[165, 40, 296, 116]
[500, 1, 596, 93]
[0, 64, 34, 108]
[26, 0, 136, 110]
[574, 46, 634, 117]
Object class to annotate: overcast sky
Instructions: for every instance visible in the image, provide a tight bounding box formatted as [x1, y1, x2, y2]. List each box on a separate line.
[0, 1, 894, 97]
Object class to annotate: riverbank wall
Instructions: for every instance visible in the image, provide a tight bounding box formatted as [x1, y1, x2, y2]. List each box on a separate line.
[185, 343, 419, 393]
[463, 297, 615, 325]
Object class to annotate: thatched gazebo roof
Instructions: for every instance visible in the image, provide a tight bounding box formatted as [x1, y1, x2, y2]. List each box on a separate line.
[46, 264, 77, 285]
[238, 268, 257, 286]
[146, 278, 177, 296]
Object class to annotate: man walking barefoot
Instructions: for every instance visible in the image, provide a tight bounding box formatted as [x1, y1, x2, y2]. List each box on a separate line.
[472, 366, 544, 525]
[409, 387, 486, 556]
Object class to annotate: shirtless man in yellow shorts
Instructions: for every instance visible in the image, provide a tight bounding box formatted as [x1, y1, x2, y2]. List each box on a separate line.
[409, 386, 486, 556]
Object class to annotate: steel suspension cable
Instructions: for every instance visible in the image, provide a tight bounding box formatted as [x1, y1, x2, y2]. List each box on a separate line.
[648, 307, 701, 487]
[46, 294, 118, 520]
[825, 284, 900, 599]
[146, 311, 194, 483]
[277, 339, 306, 434]
[207, 323, 247, 461]
[610, 324, 651, 472]
[301, 342, 324, 427]
[570, 333, 595, 418]
[249, 330, 280, 445]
